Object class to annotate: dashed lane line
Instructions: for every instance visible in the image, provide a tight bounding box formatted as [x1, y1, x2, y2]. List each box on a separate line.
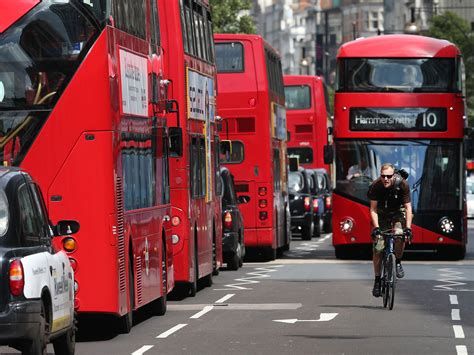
[215, 293, 235, 303]
[132, 345, 154, 355]
[456, 345, 468, 355]
[450, 295, 459, 304]
[156, 324, 188, 338]
[190, 305, 214, 319]
[453, 325, 465, 339]
[452, 309, 461, 321]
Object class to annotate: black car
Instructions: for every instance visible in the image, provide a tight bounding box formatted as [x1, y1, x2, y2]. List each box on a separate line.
[313, 168, 333, 233]
[0, 167, 79, 354]
[305, 169, 326, 237]
[220, 167, 245, 270]
[288, 168, 314, 240]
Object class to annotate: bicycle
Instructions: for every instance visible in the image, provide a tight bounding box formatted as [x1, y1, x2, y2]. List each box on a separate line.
[378, 231, 409, 310]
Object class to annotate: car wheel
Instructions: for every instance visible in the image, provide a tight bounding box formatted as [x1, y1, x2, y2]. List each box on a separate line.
[52, 323, 75, 355]
[23, 300, 48, 355]
[227, 243, 241, 271]
[302, 222, 313, 240]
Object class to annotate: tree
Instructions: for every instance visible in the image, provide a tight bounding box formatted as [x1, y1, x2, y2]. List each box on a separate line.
[210, 0, 256, 34]
[426, 12, 474, 125]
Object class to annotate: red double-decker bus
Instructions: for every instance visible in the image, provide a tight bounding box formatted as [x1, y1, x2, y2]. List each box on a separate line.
[284, 75, 332, 171]
[0, 0, 177, 332]
[215, 34, 291, 260]
[331, 34, 467, 259]
[158, 0, 222, 296]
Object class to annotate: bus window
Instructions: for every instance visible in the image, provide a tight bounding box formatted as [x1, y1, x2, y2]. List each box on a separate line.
[285, 85, 311, 110]
[288, 147, 313, 164]
[220, 141, 244, 164]
[216, 43, 244, 72]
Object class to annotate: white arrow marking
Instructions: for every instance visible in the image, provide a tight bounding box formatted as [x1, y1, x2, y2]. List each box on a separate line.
[273, 313, 338, 324]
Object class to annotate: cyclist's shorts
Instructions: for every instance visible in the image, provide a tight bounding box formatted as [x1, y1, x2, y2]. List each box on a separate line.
[373, 209, 406, 253]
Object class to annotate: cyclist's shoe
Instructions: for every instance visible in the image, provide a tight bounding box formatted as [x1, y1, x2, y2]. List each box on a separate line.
[372, 279, 381, 297]
[396, 263, 405, 278]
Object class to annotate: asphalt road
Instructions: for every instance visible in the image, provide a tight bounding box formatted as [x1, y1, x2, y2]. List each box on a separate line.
[2, 223, 474, 355]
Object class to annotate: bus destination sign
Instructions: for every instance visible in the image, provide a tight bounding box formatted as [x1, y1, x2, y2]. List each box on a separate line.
[350, 108, 447, 131]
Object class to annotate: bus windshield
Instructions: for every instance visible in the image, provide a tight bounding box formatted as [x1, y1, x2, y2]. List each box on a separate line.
[285, 85, 311, 109]
[337, 58, 457, 93]
[335, 140, 460, 212]
[0, 1, 101, 110]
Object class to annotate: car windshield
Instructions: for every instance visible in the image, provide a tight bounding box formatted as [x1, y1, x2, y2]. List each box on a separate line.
[289, 172, 303, 192]
[335, 139, 461, 212]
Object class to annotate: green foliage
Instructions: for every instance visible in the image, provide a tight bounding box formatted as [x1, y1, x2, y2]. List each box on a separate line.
[210, 0, 256, 34]
[426, 11, 474, 125]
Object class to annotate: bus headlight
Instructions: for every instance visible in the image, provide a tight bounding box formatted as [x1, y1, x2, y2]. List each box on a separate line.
[340, 218, 354, 234]
[439, 217, 454, 234]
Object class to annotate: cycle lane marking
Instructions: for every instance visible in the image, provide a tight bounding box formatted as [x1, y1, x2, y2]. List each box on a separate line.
[215, 293, 235, 303]
[190, 305, 214, 319]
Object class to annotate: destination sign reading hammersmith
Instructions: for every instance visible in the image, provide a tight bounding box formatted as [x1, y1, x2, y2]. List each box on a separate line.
[350, 108, 447, 131]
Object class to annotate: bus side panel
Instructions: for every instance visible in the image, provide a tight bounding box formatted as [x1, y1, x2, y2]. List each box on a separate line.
[48, 131, 118, 313]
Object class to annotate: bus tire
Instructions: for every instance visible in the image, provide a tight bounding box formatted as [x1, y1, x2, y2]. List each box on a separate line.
[152, 236, 167, 316]
[118, 262, 133, 333]
[189, 231, 198, 297]
[335, 245, 351, 259]
[264, 247, 276, 261]
[302, 222, 313, 240]
[212, 227, 220, 276]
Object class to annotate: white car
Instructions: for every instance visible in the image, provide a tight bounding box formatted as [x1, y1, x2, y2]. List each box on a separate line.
[0, 168, 79, 354]
[467, 177, 474, 218]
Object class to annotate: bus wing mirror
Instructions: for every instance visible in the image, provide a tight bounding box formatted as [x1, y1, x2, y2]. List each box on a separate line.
[54, 220, 80, 236]
[324, 145, 334, 164]
[289, 156, 299, 172]
[169, 127, 183, 157]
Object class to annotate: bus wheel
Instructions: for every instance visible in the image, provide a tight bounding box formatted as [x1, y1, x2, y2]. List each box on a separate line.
[118, 264, 133, 333]
[212, 230, 220, 276]
[302, 222, 313, 240]
[152, 239, 167, 316]
[189, 236, 198, 297]
[335, 245, 351, 259]
[264, 247, 276, 261]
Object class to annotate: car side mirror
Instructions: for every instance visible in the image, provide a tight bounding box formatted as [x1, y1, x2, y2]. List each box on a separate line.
[324, 145, 334, 164]
[238, 195, 250, 204]
[55, 220, 80, 236]
[169, 127, 183, 157]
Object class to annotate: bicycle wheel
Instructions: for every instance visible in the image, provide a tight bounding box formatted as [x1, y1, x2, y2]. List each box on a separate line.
[388, 253, 396, 310]
[382, 256, 389, 308]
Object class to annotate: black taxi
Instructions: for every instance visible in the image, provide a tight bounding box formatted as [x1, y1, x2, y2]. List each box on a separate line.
[0, 167, 79, 355]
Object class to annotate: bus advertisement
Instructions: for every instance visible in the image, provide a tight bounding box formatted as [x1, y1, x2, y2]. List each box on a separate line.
[215, 34, 291, 260]
[0, 0, 177, 332]
[158, 0, 222, 296]
[284, 75, 332, 172]
[331, 34, 467, 260]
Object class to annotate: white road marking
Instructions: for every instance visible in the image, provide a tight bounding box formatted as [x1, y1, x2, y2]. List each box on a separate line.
[453, 325, 465, 339]
[157, 324, 188, 338]
[452, 309, 461, 321]
[132, 346, 153, 355]
[456, 345, 468, 355]
[273, 313, 338, 324]
[190, 306, 214, 319]
[214, 265, 282, 291]
[215, 294, 235, 303]
[433, 269, 467, 290]
[450, 295, 459, 304]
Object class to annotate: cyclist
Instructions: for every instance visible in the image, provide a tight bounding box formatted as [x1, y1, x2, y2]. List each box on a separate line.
[368, 163, 413, 297]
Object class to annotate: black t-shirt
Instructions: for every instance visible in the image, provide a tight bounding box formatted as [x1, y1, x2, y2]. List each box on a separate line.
[367, 177, 411, 212]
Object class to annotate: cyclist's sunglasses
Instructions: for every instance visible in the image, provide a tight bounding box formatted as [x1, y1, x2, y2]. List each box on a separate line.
[381, 174, 394, 179]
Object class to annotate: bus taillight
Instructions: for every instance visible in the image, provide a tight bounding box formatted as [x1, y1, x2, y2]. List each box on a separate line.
[259, 211, 268, 220]
[259, 199, 267, 208]
[312, 199, 319, 213]
[224, 211, 233, 229]
[304, 197, 311, 211]
[9, 259, 24, 297]
[258, 187, 267, 196]
[325, 196, 332, 210]
[171, 216, 181, 226]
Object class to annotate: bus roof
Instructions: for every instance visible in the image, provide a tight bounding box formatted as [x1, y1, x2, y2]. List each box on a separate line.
[214, 33, 281, 57]
[0, 0, 40, 33]
[337, 34, 460, 58]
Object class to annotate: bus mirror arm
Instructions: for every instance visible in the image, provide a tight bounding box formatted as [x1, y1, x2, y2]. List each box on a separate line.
[166, 99, 180, 127]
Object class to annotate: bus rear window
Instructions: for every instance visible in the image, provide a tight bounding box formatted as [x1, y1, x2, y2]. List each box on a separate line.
[337, 58, 457, 93]
[285, 85, 311, 109]
[216, 43, 244, 72]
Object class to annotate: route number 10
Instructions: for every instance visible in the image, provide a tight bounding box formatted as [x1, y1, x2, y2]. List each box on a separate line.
[422, 112, 437, 127]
